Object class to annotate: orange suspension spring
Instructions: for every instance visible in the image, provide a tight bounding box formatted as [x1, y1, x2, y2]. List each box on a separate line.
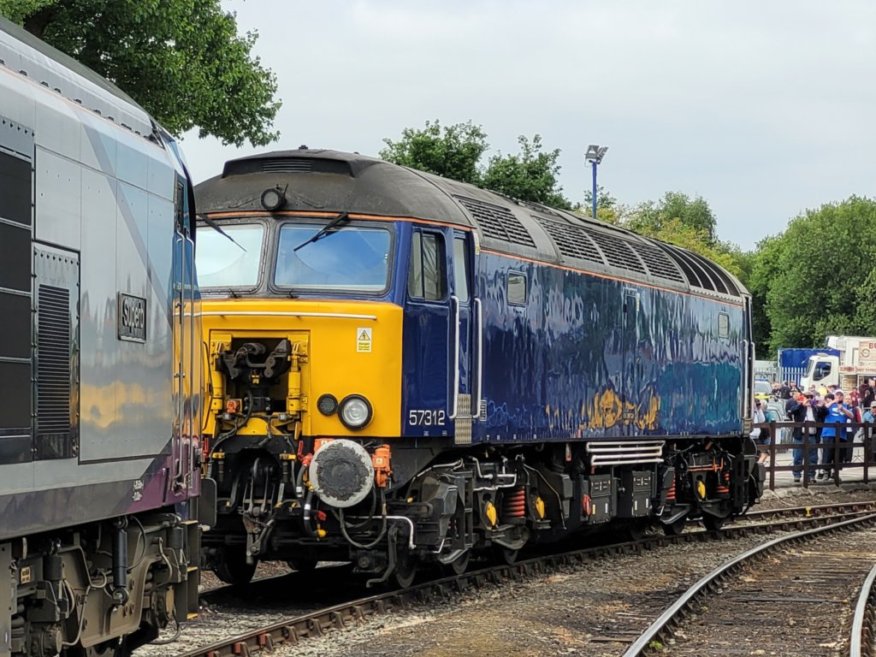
[666, 477, 677, 503]
[503, 487, 527, 519]
[716, 469, 731, 495]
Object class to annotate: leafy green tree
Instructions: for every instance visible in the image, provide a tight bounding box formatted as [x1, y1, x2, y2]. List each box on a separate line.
[628, 191, 718, 244]
[379, 120, 488, 185]
[747, 235, 783, 356]
[853, 269, 876, 334]
[0, 0, 280, 146]
[760, 196, 876, 351]
[578, 185, 625, 223]
[481, 134, 571, 209]
[583, 185, 616, 211]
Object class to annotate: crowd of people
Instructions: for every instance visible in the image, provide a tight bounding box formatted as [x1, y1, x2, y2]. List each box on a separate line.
[751, 378, 876, 484]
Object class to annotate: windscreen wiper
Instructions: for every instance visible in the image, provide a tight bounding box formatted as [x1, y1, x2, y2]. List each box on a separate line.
[201, 215, 247, 252]
[292, 212, 350, 252]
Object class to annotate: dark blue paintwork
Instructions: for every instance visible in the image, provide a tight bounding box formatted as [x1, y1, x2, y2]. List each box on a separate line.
[473, 252, 744, 442]
[399, 227, 745, 442]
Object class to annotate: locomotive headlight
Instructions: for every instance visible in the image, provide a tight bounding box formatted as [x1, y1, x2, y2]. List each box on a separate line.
[260, 187, 286, 211]
[339, 394, 372, 430]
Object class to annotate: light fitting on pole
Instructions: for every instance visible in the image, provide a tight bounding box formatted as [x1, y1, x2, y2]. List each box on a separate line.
[585, 144, 608, 164]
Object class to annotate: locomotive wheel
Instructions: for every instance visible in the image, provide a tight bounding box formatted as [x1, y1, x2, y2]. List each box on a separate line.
[625, 520, 649, 541]
[661, 517, 687, 536]
[493, 546, 519, 565]
[393, 548, 418, 589]
[214, 549, 257, 588]
[445, 550, 470, 576]
[702, 514, 727, 531]
[286, 558, 318, 573]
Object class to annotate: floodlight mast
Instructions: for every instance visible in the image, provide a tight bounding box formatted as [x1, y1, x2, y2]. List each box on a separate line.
[585, 144, 608, 219]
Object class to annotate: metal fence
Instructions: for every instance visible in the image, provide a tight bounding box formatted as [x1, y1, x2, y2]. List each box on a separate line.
[752, 421, 876, 489]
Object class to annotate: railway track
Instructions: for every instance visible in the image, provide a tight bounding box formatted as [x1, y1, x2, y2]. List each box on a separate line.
[195, 499, 876, 605]
[623, 513, 876, 656]
[142, 502, 876, 657]
[852, 563, 876, 657]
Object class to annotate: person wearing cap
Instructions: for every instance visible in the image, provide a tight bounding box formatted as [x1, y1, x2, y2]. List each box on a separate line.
[863, 401, 876, 424]
[818, 390, 853, 483]
[787, 392, 818, 483]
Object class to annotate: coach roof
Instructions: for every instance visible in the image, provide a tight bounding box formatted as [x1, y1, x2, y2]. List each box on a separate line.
[0, 16, 154, 138]
[196, 148, 746, 299]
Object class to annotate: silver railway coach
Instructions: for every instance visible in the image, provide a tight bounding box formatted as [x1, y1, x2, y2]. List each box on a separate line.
[0, 17, 202, 657]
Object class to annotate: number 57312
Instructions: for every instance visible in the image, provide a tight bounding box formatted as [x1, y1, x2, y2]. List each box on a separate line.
[408, 409, 446, 426]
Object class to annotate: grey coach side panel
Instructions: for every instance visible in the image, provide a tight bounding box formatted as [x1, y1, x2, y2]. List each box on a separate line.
[0, 18, 189, 528]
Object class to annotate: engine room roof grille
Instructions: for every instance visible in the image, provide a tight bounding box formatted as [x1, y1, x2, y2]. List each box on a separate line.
[661, 244, 705, 288]
[660, 243, 739, 295]
[633, 241, 686, 283]
[685, 249, 737, 295]
[583, 228, 647, 274]
[454, 196, 536, 248]
[533, 215, 603, 265]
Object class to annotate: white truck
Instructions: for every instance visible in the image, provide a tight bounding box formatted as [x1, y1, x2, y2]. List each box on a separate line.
[800, 336, 876, 391]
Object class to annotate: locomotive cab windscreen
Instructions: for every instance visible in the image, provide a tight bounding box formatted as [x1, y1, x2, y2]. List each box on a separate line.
[195, 218, 395, 295]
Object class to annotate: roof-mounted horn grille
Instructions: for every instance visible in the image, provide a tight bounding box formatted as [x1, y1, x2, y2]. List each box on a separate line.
[223, 157, 352, 178]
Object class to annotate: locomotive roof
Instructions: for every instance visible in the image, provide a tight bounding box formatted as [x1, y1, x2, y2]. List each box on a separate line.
[195, 148, 747, 300]
[0, 16, 155, 138]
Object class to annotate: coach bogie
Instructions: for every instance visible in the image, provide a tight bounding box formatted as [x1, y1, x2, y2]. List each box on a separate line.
[5, 513, 199, 657]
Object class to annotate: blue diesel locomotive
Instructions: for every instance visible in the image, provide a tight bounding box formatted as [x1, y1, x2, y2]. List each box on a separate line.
[0, 17, 201, 656]
[195, 148, 763, 587]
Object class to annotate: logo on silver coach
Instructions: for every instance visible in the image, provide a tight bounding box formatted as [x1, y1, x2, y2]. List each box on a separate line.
[118, 293, 147, 342]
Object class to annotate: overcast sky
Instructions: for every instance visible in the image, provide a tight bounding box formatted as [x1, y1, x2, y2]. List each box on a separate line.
[179, 0, 876, 250]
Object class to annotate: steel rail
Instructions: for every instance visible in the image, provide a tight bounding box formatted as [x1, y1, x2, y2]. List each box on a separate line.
[744, 500, 876, 519]
[199, 500, 876, 603]
[622, 512, 876, 657]
[851, 563, 876, 657]
[181, 508, 876, 657]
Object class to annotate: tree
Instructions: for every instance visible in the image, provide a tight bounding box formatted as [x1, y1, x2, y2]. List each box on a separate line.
[628, 191, 718, 244]
[853, 269, 876, 334]
[0, 0, 280, 146]
[379, 120, 488, 185]
[481, 134, 571, 209]
[758, 196, 876, 352]
[747, 235, 783, 356]
[614, 192, 745, 282]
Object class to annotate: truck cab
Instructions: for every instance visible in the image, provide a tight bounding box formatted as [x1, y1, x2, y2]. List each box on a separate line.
[801, 336, 876, 390]
[801, 354, 839, 389]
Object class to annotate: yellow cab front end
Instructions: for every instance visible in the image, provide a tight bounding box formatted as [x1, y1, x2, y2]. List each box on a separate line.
[202, 297, 402, 442]
[195, 211, 407, 583]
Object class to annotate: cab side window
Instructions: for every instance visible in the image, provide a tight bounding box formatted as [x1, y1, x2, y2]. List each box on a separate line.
[507, 271, 527, 306]
[452, 236, 470, 302]
[408, 231, 446, 301]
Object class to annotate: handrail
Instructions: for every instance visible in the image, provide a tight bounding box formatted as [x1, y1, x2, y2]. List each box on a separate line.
[449, 295, 460, 420]
[473, 297, 484, 420]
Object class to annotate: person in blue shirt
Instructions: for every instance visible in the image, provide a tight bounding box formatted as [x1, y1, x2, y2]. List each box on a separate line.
[818, 390, 854, 483]
[864, 402, 876, 424]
